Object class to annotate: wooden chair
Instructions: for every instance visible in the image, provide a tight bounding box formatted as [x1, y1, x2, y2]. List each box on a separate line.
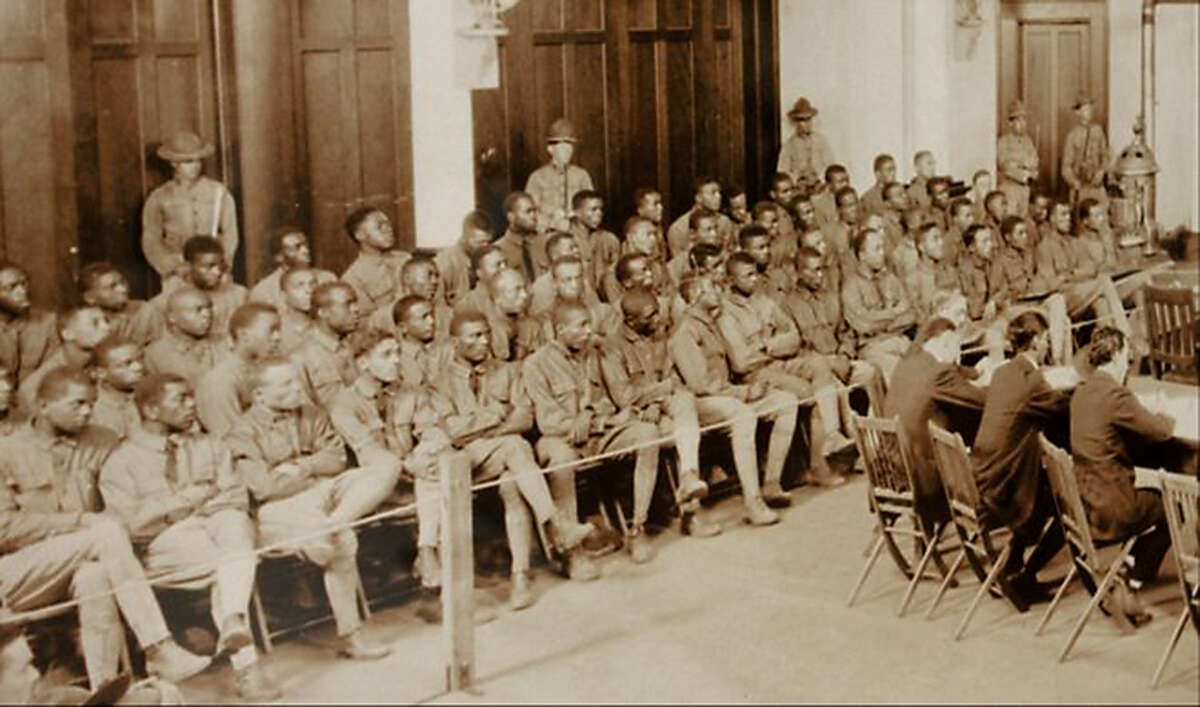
[1151, 471, 1199, 689]
[1144, 285, 1199, 382]
[925, 423, 1014, 639]
[846, 414, 955, 616]
[1036, 437, 1139, 661]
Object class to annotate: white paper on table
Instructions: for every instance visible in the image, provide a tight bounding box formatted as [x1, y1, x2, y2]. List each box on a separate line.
[1041, 366, 1081, 391]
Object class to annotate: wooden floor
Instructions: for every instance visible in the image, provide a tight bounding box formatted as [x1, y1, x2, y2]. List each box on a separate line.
[181, 474, 1199, 704]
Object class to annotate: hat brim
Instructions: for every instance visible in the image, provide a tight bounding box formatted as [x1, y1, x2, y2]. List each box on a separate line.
[547, 137, 579, 145]
[157, 143, 215, 162]
[788, 110, 817, 120]
[1008, 110, 1027, 119]
[1072, 100, 1093, 110]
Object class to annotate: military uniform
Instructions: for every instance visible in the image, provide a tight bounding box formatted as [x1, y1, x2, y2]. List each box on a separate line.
[0, 310, 58, 385]
[292, 329, 357, 409]
[997, 136, 1037, 218]
[840, 262, 915, 381]
[141, 177, 238, 286]
[1062, 122, 1109, 207]
[525, 165, 594, 234]
[777, 133, 833, 192]
[248, 267, 336, 312]
[144, 330, 219, 387]
[665, 209, 735, 261]
[342, 250, 411, 320]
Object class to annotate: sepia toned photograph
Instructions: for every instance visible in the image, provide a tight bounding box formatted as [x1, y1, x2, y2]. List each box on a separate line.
[0, 0, 1197, 703]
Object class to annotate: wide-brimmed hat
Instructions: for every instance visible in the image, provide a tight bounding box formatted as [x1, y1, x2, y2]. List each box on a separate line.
[547, 118, 579, 145]
[1072, 94, 1094, 110]
[1007, 99, 1028, 119]
[156, 131, 214, 162]
[787, 97, 818, 121]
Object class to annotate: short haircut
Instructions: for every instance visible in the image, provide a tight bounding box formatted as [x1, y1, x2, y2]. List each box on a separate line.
[571, 189, 603, 211]
[614, 253, 647, 287]
[503, 191, 532, 215]
[795, 245, 823, 266]
[183, 235, 224, 263]
[544, 231, 576, 260]
[971, 169, 990, 182]
[449, 308, 488, 338]
[351, 328, 396, 358]
[133, 372, 188, 413]
[470, 244, 501, 276]
[461, 209, 493, 235]
[834, 186, 857, 206]
[0, 260, 27, 279]
[915, 222, 940, 244]
[268, 226, 306, 256]
[78, 261, 121, 296]
[243, 357, 295, 400]
[167, 285, 210, 313]
[56, 305, 99, 338]
[770, 172, 793, 192]
[962, 224, 988, 249]
[694, 175, 720, 193]
[1007, 310, 1048, 352]
[1000, 215, 1025, 240]
[851, 228, 880, 257]
[1077, 198, 1102, 222]
[36, 365, 93, 404]
[551, 255, 584, 279]
[392, 294, 429, 326]
[620, 286, 658, 318]
[913, 150, 932, 164]
[688, 243, 723, 270]
[228, 302, 277, 341]
[633, 187, 660, 207]
[1087, 326, 1127, 367]
[623, 215, 654, 238]
[882, 181, 905, 200]
[678, 274, 706, 304]
[344, 206, 379, 242]
[400, 255, 437, 282]
[927, 176, 950, 194]
[873, 154, 895, 172]
[311, 281, 354, 311]
[552, 300, 589, 328]
[824, 164, 847, 183]
[984, 190, 1006, 209]
[688, 208, 718, 232]
[725, 251, 757, 275]
[280, 266, 315, 290]
[725, 183, 746, 199]
[949, 197, 973, 218]
[737, 224, 770, 250]
[90, 334, 138, 369]
[916, 317, 957, 346]
[751, 200, 778, 222]
[1051, 200, 1072, 215]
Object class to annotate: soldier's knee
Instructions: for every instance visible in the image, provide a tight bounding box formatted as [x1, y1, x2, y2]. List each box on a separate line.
[72, 561, 110, 596]
[87, 515, 131, 548]
[332, 529, 358, 558]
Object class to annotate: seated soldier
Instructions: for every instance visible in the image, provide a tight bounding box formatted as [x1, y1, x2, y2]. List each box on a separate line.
[981, 189, 1008, 234]
[228, 358, 397, 659]
[884, 318, 986, 532]
[529, 232, 602, 318]
[798, 226, 844, 290]
[677, 243, 727, 289]
[604, 217, 672, 303]
[151, 236, 247, 343]
[841, 227, 915, 383]
[19, 306, 111, 412]
[633, 187, 664, 230]
[600, 287, 714, 533]
[195, 303, 280, 437]
[391, 295, 441, 388]
[568, 190, 621, 293]
[786, 193, 822, 262]
[0, 262, 59, 385]
[752, 201, 789, 273]
[991, 216, 1072, 364]
[785, 247, 883, 412]
[468, 269, 544, 364]
[718, 253, 852, 490]
[974, 312, 1069, 612]
[342, 206, 410, 320]
[248, 228, 335, 311]
[1070, 326, 1175, 622]
[671, 275, 794, 528]
[88, 335, 144, 439]
[436, 210, 495, 309]
[524, 303, 663, 565]
[906, 150, 936, 211]
[969, 169, 993, 224]
[888, 208, 925, 284]
[99, 373, 278, 700]
[79, 262, 162, 347]
[766, 172, 798, 236]
[0, 367, 211, 689]
[726, 186, 752, 226]
[144, 287, 219, 386]
[1075, 198, 1150, 300]
[421, 311, 595, 604]
[539, 256, 621, 344]
[1036, 201, 1131, 337]
[860, 154, 896, 217]
[292, 282, 360, 408]
[276, 267, 319, 355]
[812, 164, 851, 227]
[924, 176, 952, 231]
[368, 257, 451, 340]
[957, 224, 1007, 327]
[666, 177, 734, 259]
[738, 225, 793, 298]
[1026, 192, 1052, 246]
[879, 182, 908, 249]
[820, 186, 860, 266]
[453, 244, 511, 316]
[944, 196, 974, 266]
[904, 223, 961, 321]
[494, 191, 548, 282]
[667, 210, 725, 288]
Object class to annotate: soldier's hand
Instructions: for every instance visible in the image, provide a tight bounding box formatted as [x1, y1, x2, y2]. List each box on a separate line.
[983, 300, 997, 321]
[570, 412, 592, 445]
[746, 380, 769, 402]
[639, 404, 662, 424]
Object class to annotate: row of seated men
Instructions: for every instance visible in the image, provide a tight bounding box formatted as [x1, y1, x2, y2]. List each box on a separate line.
[0, 164, 1149, 701]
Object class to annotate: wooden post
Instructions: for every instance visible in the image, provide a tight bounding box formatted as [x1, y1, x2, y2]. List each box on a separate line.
[440, 452, 474, 691]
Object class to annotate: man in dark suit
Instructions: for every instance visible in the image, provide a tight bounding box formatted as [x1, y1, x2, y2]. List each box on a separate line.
[1071, 326, 1175, 622]
[973, 311, 1069, 611]
[883, 318, 987, 530]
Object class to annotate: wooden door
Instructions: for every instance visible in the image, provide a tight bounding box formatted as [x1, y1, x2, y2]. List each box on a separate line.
[473, 0, 768, 234]
[999, 0, 1107, 198]
[289, 0, 414, 274]
[0, 0, 80, 307]
[70, 0, 228, 298]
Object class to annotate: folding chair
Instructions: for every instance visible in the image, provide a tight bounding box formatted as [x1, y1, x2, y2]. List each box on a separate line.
[1143, 285, 1198, 382]
[1151, 471, 1199, 689]
[1036, 437, 1139, 661]
[846, 414, 956, 616]
[925, 423, 1014, 639]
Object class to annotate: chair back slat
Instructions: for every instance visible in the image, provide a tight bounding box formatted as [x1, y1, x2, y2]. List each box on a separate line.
[1144, 285, 1199, 378]
[1156, 472, 1200, 622]
[1039, 436, 1102, 567]
[927, 423, 982, 530]
[851, 414, 918, 501]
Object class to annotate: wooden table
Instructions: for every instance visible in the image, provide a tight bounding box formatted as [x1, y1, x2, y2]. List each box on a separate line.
[1127, 376, 1199, 446]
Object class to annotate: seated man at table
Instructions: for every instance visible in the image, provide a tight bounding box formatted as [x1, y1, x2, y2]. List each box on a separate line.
[227, 358, 395, 659]
[973, 312, 1069, 611]
[1036, 201, 1131, 338]
[1070, 326, 1175, 622]
[841, 227, 915, 384]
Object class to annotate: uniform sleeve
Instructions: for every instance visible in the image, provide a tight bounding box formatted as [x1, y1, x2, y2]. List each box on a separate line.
[227, 430, 296, 503]
[330, 393, 386, 463]
[841, 276, 890, 337]
[522, 356, 575, 438]
[502, 366, 535, 434]
[295, 411, 349, 478]
[764, 299, 802, 358]
[0, 458, 81, 553]
[716, 311, 771, 375]
[98, 449, 177, 541]
[1061, 131, 1081, 190]
[1034, 239, 1065, 291]
[200, 443, 251, 515]
[141, 189, 179, 277]
[195, 371, 241, 437]
[669, 327, 728, 397]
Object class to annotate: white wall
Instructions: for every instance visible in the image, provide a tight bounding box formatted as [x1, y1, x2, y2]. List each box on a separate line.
[777, 0, 997, 192]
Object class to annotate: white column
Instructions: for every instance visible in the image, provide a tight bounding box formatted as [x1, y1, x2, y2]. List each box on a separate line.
[408, 2, 476, 249]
